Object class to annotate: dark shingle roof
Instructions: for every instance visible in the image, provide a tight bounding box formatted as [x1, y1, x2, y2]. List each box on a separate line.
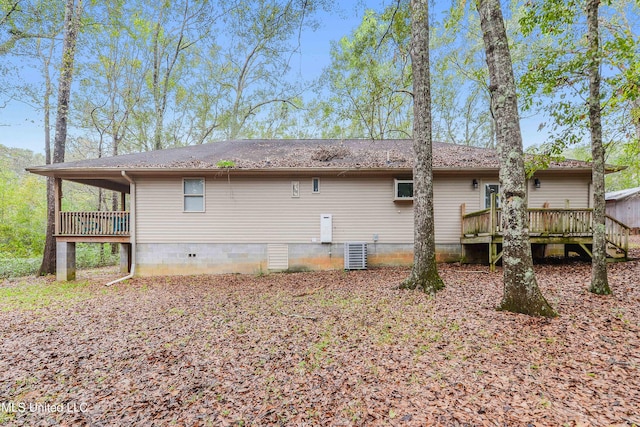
[28, 139, 593, 171]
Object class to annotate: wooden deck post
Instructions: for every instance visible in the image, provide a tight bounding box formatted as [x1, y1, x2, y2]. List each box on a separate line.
[624, 226, 629, 257]
[490, 243, 495, 272]
[54, 178, 62, 235]
[490, 194, 496, 235]
[460, 204, 466, 262]
[489, 194, 497, 271]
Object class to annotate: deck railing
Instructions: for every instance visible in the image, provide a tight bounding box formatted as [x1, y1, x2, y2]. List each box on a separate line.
[58, 211, 130, 236]
[605, 215, 630, 253]
[526, 208, 593, 236]
[461, 208, 492, 236]
[461, 205, 629, 256]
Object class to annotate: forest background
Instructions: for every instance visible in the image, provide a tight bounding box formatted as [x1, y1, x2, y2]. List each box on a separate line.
[0, 0, 638, 277]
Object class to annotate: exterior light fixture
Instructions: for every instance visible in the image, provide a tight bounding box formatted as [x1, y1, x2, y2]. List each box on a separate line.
[472, 179, 478, 189]
[534, 178, 541, 189]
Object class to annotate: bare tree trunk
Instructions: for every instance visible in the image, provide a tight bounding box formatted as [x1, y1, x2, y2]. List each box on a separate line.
[401, 0, 444, 294]
[111, 136, 119, 253]
[98, 187, 105, 264]
[39, 39, 56, 276]
[39, 180, 56, 275]
[38, 0, 83, 276]
[477, 0, 556, 316]
[587, 0, 611, 295]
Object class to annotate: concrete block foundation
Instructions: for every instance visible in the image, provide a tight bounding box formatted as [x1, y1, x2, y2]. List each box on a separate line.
[56, 241, 76, 281]
[134, 242, 464, 276]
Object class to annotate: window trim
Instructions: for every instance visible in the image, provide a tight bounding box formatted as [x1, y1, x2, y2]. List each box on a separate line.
[312, 177, 320, 194]
[394, 179, 414, 201]
[483, 182, 500, 209]
[291, 181, 300, 198]
[183, 177, 205, 212]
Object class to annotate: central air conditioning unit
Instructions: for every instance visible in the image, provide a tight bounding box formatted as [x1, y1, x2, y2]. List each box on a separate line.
[344, 242, 367, 270]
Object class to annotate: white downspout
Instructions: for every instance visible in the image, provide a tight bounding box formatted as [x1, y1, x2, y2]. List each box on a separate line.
[106, 171, 136, 286]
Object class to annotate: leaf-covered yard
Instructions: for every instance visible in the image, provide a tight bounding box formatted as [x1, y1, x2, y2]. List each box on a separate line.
[1, 245, 639, 426]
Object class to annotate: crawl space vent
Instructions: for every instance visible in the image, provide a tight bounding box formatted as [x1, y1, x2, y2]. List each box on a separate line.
[344, 242, 367, 270]
[267, 244, 289, 271]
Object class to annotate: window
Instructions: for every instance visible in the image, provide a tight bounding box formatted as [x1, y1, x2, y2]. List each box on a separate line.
[291, 181, 300, 198]
[394, 179, 413, 200]
[484, 183, 500, 209]
[312, 177, 320, 193]
[184, 178, 204, 212]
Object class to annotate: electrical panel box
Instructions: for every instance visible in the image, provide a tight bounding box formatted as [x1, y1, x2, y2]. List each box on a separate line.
[320, 214, 332, 243]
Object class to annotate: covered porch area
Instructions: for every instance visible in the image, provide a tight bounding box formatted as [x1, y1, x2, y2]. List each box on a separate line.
[48, 173, 134, 281]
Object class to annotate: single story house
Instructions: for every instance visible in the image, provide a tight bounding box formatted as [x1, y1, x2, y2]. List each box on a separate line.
[606, 186, 640, 233]
[26, 139, 629, 280]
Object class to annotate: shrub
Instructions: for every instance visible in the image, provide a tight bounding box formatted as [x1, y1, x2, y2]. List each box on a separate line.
[0, 244, 119, 279]
[0, 257, 40, 279]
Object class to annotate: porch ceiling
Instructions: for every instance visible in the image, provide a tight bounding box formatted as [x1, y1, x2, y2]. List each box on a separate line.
[27, 168, 130, 193]
[67, 178, 130, 193]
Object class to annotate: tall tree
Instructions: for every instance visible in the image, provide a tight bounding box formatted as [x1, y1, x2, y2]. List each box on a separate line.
[0, 0, 52, 54]
[476, 0, 556, 316]
[213, 0, 316, 139]
[519, 1, 639, 160]
[400, 0, 444, 294]
[586, 0, 610, 294]
[318, 1, 538, 146]
[39, 0, 83, 275]
[321, 8, 413, 139]
[33, 35, 58, 275]
[146, 0, 211, 150]
[518, 1, 640, 293]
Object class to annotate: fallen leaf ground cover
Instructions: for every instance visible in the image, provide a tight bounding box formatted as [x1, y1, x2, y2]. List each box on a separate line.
[1, 241, 639, 426]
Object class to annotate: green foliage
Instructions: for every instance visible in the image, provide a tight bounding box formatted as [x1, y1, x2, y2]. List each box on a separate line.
[0, 147, 47, 258]
[607, 142, 640, 190]
[318, 1, 530, 146]
[565, 138, 640, 191]
[519, 0, 640, 158]
[0, 257, 41, 279]
[0, 144, 120, 274]
[524, 144, 566, 178]
[76, 243, 119, 269]
[216, 160, 235, 168]
[69, 0, 327, 149]
[0, 243, 119, 279]
[320, 7, 413, 139]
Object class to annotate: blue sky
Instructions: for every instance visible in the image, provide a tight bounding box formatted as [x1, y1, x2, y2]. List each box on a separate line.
[0, 2, 376, 154]
[0, 1, 547, 154]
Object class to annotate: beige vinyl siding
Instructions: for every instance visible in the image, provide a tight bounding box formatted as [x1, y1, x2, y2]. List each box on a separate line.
[434, 174, 489, 243]
[431, 172, 592, 242]
[135, 171, 592, 246]
[136, 175, 415, 244]
[527, 173, 591, 208]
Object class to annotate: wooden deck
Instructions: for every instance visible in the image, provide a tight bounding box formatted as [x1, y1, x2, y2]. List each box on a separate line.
[460, 202, 630, 270]
[56, 211, 130, 243]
